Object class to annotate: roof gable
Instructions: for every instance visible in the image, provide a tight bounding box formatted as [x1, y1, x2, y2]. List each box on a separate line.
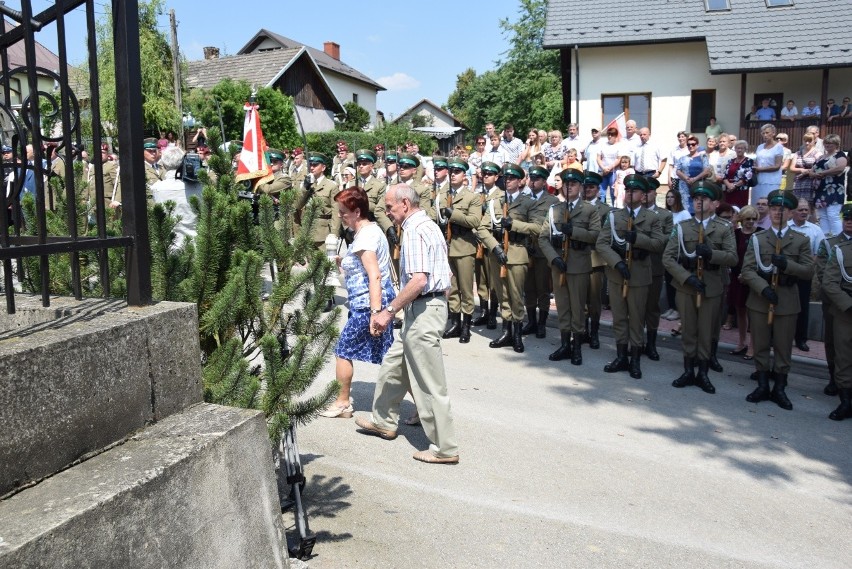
[238, 29, 385, 91]
[543, 0, 852, 73]
[393, 98, 467, 130]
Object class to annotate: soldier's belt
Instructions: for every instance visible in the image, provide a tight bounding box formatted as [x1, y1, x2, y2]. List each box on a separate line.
[570, 241, 588, 251]
[508, 231, 527, 244]
[757, 270, 798, 287]
[680, 259, 719, 271]
[450, 223, 472, 236]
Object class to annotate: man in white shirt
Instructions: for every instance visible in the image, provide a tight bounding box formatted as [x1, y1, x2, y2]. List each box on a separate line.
[788, 198, 824, 352]
[483, 134, 509, 167]
[780, 100, 798, 122]
[563, 123, 585, 159]
[499, 123, 525, 165]
[634, 127, 667, 180]
[623, 120, 642, 153]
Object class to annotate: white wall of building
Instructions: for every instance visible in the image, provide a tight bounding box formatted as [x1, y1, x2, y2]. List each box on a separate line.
[323, 71, 378, 129]
[295, 105, 334, 133]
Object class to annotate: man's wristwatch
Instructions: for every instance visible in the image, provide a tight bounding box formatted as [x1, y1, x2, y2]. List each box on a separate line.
[385, 305, 397, 315]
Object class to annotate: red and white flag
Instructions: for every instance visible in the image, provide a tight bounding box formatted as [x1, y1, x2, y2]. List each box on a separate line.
[235, 101, 273, 185]
[605, 112, 627, 142]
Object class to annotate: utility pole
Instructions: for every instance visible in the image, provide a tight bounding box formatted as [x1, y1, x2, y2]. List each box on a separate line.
[169, 9, 183, 146]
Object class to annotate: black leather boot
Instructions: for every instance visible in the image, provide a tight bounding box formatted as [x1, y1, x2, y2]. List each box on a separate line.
[824, 363, 839, 396]
[695, 360, 716, 394]
[443, 312, 461, 339]
[521, 308, 538, 336]
[605, 344, 629, 373]
[829, 388, 852, 421]
[549, 331, 573, 361]
[489, 321, 513, 348]
[581, 316, 590, 345]
[771, 373, 793, 410]
[629, 346, 642, 379]
[708, 340, 723, 372]
[513, 321, 525, 353]
[459, 314, 472, 344]
[644, 329, 660, 361]
[536, 309, 548, 339]
[486, 292, 498, 329]
[746, 371, 771, 403]
[571, 336, 583, 366]
[589, 319, 600, 350]
[672, 356, 695, 388]
[472, 299, 489, 326]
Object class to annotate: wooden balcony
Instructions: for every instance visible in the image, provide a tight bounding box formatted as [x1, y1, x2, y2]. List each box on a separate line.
[739, 117, 852, 150]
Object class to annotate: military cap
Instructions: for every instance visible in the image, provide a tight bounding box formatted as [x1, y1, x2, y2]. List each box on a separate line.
[502, 162, 524, 178]
[308, 151, 329, 166]
[583, 170, 603, 186]
[645, 176, 660, 191]
[398, 153, 420, 168]
[355, 148, 377, 163]
[481, 161, 501, 175]
[292, 147, 303, 156]
[267, 148, 285, 162]
[767, 189, 797, 209]
[374, 143, 385, 151]
[560, 168, 585, 185]
[841, 202, 852, 220]
[433, 156, 450, 169]
[448, 158, 468, 172]
[385, 151, 398, 162]
[2, 144, 13, 153]
[528, 165, 549, 179]
[689, 180, 721, 201]
[143, 137, 158, 150]
[623, 173, 650, 192]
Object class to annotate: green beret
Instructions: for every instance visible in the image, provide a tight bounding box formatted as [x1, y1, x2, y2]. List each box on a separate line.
[267, 148, 285, 162]
[528, 166, 549, 179]
[583, 171, 603, 186]
[645, 176, 660, 191]
[143, 138, 158, 150]
[623, 173, 650, 192]
[767, 189, 797, 209]
[385, 151, 398, 162]
[448, 158, 469, 172]
[355, 148, 377, 163]
[308, 151, 329, 166]
[560, 169, 585, 185]
[503, 162, 524, 178]
[481, 161, 501, 175]
[841, 202, 852, 220]
[690, 180, 721, 201]
[433, 156, 449, 169]
[398, 153, 420, 168]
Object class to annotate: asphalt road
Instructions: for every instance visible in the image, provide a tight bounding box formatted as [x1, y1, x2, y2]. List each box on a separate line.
[292, 321, 851, 568]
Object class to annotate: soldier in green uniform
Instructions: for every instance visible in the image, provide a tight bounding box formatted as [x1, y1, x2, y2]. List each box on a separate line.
[642, 176, 673, 360]
[820, 203, 852, 420]
[255, 148, 293, 200]
[294, 152, 340, 250]
[740, 190, 814, 410]
[815, 228, 844, 396]
[383, 150, 400, 185]
[477, 162, 540, 353]
[143, 138, 163, 199]
[539, 168, 601, 364]
[521, 165, 560, 339]
[96, 143, 121, 213]
[289, 147, 307, 188]
[437, 158, 482, 343]
[663, 181, 737, 394]
[583, 171, 611, 349]
[373, 143, 386, 173]
[354, 148, 386, 220]
[432, 156, 450, 210]
[595, 174, 665, 379]
[472, 161, 502, 329]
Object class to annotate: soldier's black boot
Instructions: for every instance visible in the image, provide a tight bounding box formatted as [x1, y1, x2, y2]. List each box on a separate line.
[489, 321, 513, 348]
[824, 363, 839, 396]
[486, 292, 498, 329]
[605, 344, 629, 373]
[829, 388, 852, 421]
[459, 314, 472, 344]
[581, 316, 590, 345]
[513, 321, 525, 353]
[589, 319, 601, 350]
[629, 346, 643, 379]
[770, 373, 793, 410]
[571, 336, 583, 366]
[472, 299, 489, 326]
[746, 371, 771, 403]
[708, 340, 723, 372]
[644, 329, 660, 361]
[549, 331, 573, 361]
[535, 309, 548, 339]
[672, 356, 696, 388]
[695, 360, 716, 394]
[443, 312, 461, 339]
[521, 308, 538, 336]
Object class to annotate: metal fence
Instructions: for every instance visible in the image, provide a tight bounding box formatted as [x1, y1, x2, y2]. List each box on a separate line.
[0, 0, 150, 314]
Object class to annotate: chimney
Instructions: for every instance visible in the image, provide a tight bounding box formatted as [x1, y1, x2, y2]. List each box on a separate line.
[323, 41, 340, 61]
[203, 46, 220, 60]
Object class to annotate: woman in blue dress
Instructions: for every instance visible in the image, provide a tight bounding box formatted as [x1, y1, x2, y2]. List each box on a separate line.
[320, 187, 396, 418]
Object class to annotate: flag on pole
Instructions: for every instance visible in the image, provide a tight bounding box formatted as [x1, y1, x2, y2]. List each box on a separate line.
[605, 112, 627, 142]
[235, 101, 273, 185]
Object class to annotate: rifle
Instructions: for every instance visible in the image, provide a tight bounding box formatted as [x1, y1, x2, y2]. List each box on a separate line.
[768, 218, 781, 325]
[696, 203, 704, 308]
[560, 201, 571, 286]
[622, 207, 633, 298]
[501, 195, 509, 278]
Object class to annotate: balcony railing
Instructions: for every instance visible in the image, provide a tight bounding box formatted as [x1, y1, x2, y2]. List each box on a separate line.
[740, 117, 852, 150]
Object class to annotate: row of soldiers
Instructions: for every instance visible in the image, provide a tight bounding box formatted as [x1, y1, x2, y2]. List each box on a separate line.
[253, 145, 850, 422]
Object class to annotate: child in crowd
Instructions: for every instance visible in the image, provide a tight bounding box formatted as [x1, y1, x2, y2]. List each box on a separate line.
[612, 155, 635, 208]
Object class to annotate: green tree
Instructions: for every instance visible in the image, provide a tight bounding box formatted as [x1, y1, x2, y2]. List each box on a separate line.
[335, 101, 371, 132]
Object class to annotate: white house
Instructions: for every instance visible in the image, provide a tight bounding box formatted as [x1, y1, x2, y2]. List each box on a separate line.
[392, 98, 467, 154]
[544, 0, 852, 164]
